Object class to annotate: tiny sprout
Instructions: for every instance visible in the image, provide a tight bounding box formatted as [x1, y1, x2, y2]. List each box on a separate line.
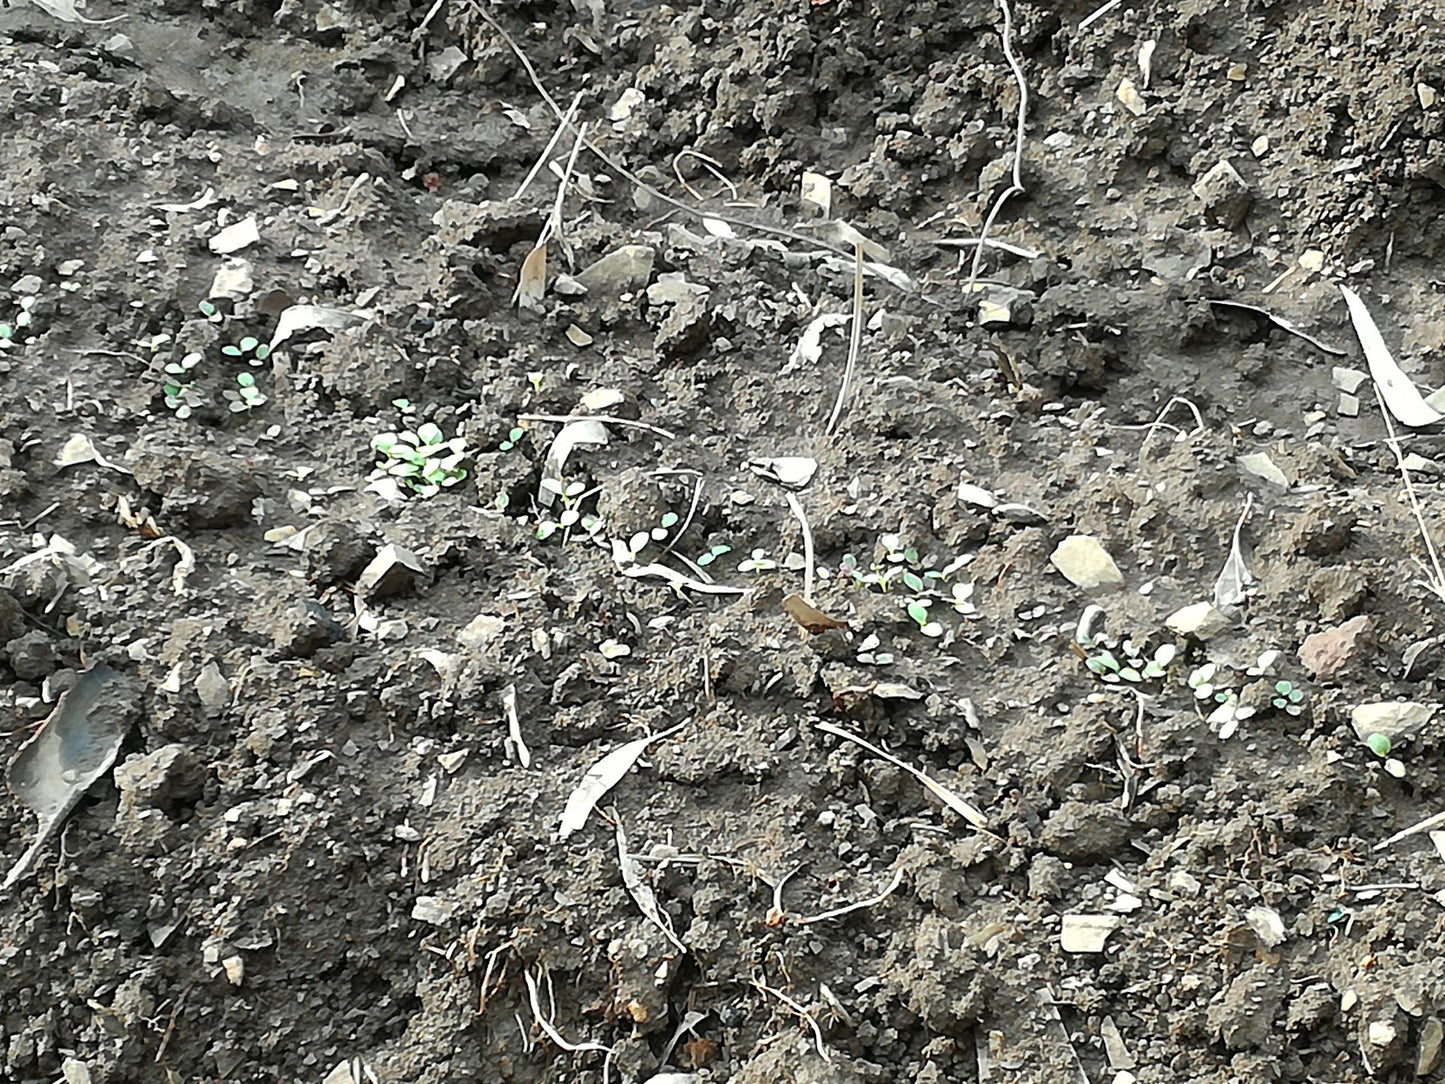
[906, 599, 943, 638]
[536, 520, 559, 540]
[198, 299, 222, 321]
[1271, 680, 1305, 715]
[493, 492, 509, 511]
[696, 544, 731, 567]
[393, 398, 414, 413]
[527, 371, 544, 394]
[499, 427, 525, 452]
[738, 549, 777, 573]
[1366, 733, 1392, 758]
[902, 571, 925, 594]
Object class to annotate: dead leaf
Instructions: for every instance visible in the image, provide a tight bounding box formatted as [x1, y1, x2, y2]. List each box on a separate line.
[613, 815, 687, 953]
[1213, 495, 1254, 610]
[517, 244, 547, 312]
[27, 0, 127, 24]
[782, 594, 848, 633]
[815, 719, 987, 828]
[1341, 285, 1445, 427]
[4, 665, 137, 889]
[558, 723, 686, 839]
[269, 304, 367, 350]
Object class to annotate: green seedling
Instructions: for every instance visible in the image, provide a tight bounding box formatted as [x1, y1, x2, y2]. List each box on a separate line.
[393, 398, 416, 414]
[0, 296, 37, 349]
[371, 420, 468, 498]
[1366, 732, 1392, 758]
[738, 549, 779, 573]
[1088, 641, 1174, 684]
[198, 300, 225, 324]
[161, 350, 205, 419]
[696, 544, 732, 568]
[498, 427, 525, 452]
[224, 372, 268, 413]
[536, 480, 600, 542]
[906, 598, 944, 638]
[221, 334, 271, 365]
[1271, 680, 1305, 715]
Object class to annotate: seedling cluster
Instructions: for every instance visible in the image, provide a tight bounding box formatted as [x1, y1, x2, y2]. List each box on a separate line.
[836, 535, 977, 639]
[370, 421, 469, 498]
[0, 295, 37, 350]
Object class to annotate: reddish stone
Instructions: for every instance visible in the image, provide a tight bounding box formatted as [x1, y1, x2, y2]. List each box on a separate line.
[1299, 615, 1374, 681]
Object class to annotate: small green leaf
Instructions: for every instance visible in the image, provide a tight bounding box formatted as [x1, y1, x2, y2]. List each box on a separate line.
[254, 343, 271, 360]
[536, 521, 558, 540]
[1119, 667, 1142, 683]
[237, 372, 256, 388]
[163, 383, 181, 397]
[906, 601, 930, 626]
[697, 552, 716, 567]
[198, 300, 217, 317]
[902, 571, 924, 594]
[1289, 689, 1304, 703]
[222, 344, 242, 357]
[417, 422, 444, 445]
[237, 336, 257, 351]
[0, 324, 13, 339]
[661, 512, 679, 529]
[494, 492, 509, 510]
[1366, 733, 1391, 758]
[921, 622, 944, 637]
[1275, 680, 1293, 695]
[389, 463, 421, 476]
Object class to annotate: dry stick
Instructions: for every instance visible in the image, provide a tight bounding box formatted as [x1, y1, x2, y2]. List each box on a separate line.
[752, 980, 830, 1062]
[796, 868, 904, 925]
[1376, 386, 1445, 601]
[825, 243, 865, 436]
[1374, 808, 1445, 851]
[785, 493, 816, 602]
[964, 0, 1030, 301]
[469, 3, 869, 267]
[543, 119, 588, 245]
[512, 92, 583, 202]
[1078, 0, 1123, 29]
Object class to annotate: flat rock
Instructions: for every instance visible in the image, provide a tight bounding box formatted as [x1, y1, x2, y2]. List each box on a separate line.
[195, 661, 230, 717]
[1050, 535, 1125, 592]
[115, 744, 204, 812]
[1192, 158, 1252, 228]
[1060, 913, 1122, 953]
[576, 244, 655, 298]
[1351, 701, 1437, 745]
[1299, 615, 1373, 680]
[1166, 601, 1230, 640]
[457, 613, 505, 649]
[1041, 799, 1131, 861]
[357, 544, 425, 600]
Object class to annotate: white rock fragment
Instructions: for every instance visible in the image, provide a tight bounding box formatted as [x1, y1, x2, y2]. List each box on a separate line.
[1050, 535, 1125, 592]
[222, 954, 245, 986]
[1351, 702, 1437, 744]
[1245, 905, 1287, 947]
[208, 216, 260, 254]
[195, 661, 231, 718]
[1238, 452, 1289, 488]
[1166, 602, 1230, 640]
[60, 1058, 93, 1084]
[1061, 913, 1123, 953]
[457, 613, 505, 649]
[411, 896, 454, 926]
[1332, 366, 1368, 394]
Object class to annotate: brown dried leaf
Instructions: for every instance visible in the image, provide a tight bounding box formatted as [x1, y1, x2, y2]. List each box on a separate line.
[517, 244, 547, 312]
[782, 593, 848, 633]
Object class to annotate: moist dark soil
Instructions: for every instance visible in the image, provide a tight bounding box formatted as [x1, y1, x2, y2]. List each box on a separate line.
[4, 0, 1445, 1081]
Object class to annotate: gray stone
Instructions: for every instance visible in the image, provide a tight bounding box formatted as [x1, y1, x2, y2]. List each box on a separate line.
[1192, 158, 1252, 228]
[576, 245, 655, 297]
[357, 543, 425, 600]
[115, 744, 204, 812]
